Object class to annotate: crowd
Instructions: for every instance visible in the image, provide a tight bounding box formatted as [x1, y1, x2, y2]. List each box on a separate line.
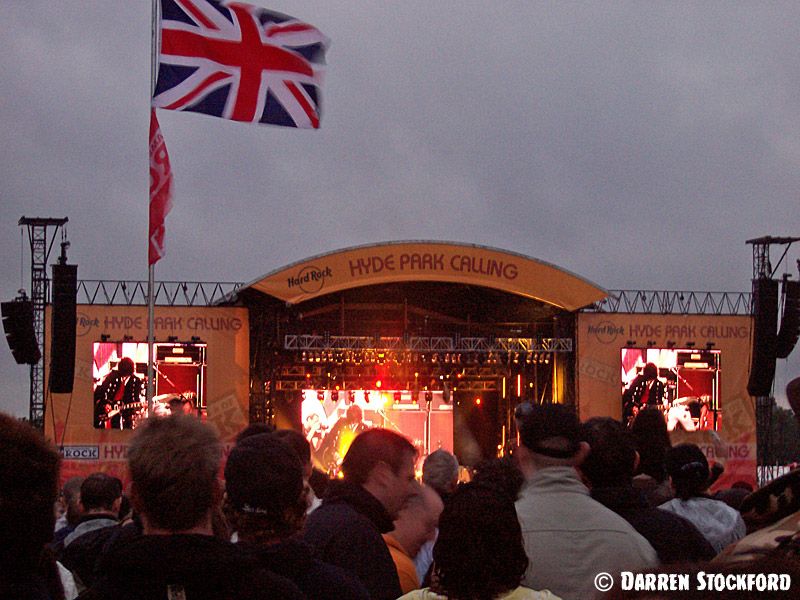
[2, 379, 800, 600]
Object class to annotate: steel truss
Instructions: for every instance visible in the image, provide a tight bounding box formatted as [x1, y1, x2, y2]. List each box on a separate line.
[19, 217, 67, 428]
[588, 290, 751, 315]
[77, 280, 243, 306]
[284, 335, 573, 353]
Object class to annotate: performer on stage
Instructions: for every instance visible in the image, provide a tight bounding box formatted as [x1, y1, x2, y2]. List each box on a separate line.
[623, 363, 666, 424]
[94, 357, 144, 429]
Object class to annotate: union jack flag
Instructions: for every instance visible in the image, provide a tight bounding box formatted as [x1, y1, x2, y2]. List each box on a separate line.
[153, 0, 328, 128]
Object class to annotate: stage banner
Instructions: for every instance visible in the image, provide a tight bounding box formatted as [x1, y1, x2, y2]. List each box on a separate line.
[247, 242, 607, 312]
[44, 305, 249, 485]
[576, 313, 756, 490]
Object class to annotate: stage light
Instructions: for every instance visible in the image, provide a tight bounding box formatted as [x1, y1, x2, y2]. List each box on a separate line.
[167, 335, 178, 343]
[686, 341, 696, 348]
[191, 336, 202, 343]
[706, 342, 716, 350]
[331, 390, 339, 402]
[626, 340, 637, 347]
[317, 391, 324, 401]
[123, 335, 133, 342]
[101, 334, 110, 342]
[647, 340, 656, 348]
[475, 397, 482, 406]
[666, 340, 676, 349]
[375, 379, 382, 389]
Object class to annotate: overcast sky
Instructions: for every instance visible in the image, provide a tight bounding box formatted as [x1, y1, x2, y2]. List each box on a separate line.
[1, 1, 799, 418]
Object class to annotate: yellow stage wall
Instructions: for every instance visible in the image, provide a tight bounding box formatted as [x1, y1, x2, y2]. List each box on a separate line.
[577, 313, 756, 490]
[44, 305, 249, 484]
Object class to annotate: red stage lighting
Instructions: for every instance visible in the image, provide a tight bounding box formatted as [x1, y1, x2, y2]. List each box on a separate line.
[375, 379, 382, 389]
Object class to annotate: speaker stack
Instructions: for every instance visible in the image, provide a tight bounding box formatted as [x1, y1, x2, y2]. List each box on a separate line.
[747, 278, 779, 397]
[1, 298, 41, 365]
[776, 279, 800, 359]
[49, 263, 78, 393]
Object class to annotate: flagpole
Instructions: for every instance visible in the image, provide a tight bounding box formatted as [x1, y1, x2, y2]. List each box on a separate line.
[147, 0, 159, 416]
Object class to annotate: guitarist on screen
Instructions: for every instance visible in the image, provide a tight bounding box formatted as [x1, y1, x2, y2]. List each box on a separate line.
[94, 357, 144, 429]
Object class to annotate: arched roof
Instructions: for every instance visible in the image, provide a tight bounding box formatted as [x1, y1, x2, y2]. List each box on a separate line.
[240, 241, 607, 312]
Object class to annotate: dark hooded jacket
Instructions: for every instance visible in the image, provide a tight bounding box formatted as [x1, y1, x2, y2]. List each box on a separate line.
[85, 533, 305, 600]
[592, 485, 716, 563]
[302, 480, 401, 600]
[241, 536, 369, 600]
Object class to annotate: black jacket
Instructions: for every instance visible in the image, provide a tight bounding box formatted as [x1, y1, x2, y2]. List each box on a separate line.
[592, 485, 716, 563]
[86, 533, 305, 600]
[302, 481, 401, 600]
[57, 514, 119, 589]
[241, 537, 369, 600]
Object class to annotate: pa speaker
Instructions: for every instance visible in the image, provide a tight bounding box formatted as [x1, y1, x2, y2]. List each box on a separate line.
[776, 280, 800, 359]
[748, 278, 779, 396]
[49, 263, 77, 393]
[1, 299, 41, 365]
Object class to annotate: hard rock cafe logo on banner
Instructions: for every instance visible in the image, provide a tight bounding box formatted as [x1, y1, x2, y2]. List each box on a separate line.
[287, 265, 333, 294]
[588, 320, 624, 344]
[76, 312, 100, 337]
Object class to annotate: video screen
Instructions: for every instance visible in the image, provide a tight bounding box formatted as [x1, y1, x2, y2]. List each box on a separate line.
[301, 389, 442, 475]
[92, 341, 207, 429]
[621, 347, 721, 432]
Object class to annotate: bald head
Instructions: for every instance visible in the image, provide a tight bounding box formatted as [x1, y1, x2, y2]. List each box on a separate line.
[388, 484, 445, 558]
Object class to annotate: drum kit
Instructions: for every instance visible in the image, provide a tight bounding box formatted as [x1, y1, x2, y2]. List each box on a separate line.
[665, 395, 712, 432]
[129, 393, 187, 427]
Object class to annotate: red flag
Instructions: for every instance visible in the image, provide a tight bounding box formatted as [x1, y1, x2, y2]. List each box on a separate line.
[149, 109, 173, 265]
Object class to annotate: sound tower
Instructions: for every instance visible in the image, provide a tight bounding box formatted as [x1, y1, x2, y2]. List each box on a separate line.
[1, 299, 41, 365]
[747, 278, 779, 396]
[776, 279, 800, 359]
[49, 263, 77, 393]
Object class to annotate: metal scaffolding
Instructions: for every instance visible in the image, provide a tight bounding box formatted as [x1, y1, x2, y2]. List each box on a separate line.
[18, 217, 68, 428]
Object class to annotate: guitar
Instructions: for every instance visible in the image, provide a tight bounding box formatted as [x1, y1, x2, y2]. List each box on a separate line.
[98, 399, 146, 423]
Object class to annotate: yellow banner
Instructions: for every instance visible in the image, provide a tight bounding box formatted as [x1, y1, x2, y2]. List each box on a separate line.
[44, 305, 250, 484]
[577, 313, 756, 490]
[249, 242, 607, 311]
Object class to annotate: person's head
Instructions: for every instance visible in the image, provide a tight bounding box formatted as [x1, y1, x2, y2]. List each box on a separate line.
[79, 472, 123, 514]
[224, 433, 306, 543]
[61, 475, 85, 525]
[517, 403, 588, 473]
[0, 413, 61, 570]
[234, 422, 276, 443]
[642, 362, 658, 380]
[272, 428, 315, 510]
[127, 414, 221, 533]
[341, 428, 418, 518]
[345, 403, 363, 424]
[117, 357, 134, 377]
[273, 428, 312, 478]
[422, 449, 459, 499]
[472, 455, 525, 502]
[433, 483, 528, 600]
[388, 484, 444, 558]
[580, 417, 637, 489]
[665, 443, 710, 501]
[630, 407, 671, 482]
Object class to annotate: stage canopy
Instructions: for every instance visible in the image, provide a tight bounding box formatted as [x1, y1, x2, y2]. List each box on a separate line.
[237, 241, 607, 312]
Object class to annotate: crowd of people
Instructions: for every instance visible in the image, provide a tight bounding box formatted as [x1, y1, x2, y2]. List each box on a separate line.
[2, 380, 800, 599]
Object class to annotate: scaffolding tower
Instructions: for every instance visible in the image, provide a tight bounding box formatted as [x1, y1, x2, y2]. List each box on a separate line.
[19, 216, 68, 429]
